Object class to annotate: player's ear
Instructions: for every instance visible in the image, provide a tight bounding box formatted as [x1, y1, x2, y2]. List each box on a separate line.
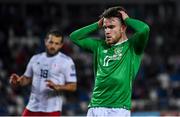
[59, 36, 64, 48]
[120, 24, 127, 32]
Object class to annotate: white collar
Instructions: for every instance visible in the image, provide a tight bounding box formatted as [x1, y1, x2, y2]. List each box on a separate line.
[114, 39, 128, 46]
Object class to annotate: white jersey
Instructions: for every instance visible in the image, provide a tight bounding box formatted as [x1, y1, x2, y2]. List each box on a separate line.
[23, 52, 77, 112]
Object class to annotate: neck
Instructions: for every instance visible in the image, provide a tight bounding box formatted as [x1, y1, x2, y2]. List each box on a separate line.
[46, 52, 58, 57]
[119, 34, 128, 43]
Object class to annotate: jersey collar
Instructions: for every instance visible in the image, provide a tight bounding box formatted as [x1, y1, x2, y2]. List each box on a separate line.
[114, 39, 128, 46]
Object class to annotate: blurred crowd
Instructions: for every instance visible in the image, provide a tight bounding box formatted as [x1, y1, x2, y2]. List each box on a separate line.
[0, 1, 180, 116]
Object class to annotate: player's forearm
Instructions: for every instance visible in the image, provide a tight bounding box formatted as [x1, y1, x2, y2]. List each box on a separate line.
[69, 22, 99, 42]
[125, 18, 150, 54]
[56, 83, 77, 92]
[125, 18, 150, 34]
[19, 76, 32, 86]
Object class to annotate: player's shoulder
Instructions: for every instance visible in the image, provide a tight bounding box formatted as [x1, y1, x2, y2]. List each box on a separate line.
[58, 52, 74, 63]
[30, 52, 45, 61]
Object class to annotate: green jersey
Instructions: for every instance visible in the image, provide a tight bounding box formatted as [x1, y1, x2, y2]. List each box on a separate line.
[70, 18, 150, 110]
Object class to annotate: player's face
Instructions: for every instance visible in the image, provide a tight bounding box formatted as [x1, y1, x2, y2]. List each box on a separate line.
[45, 34, 63, 56]
[103, 17, 125, 45]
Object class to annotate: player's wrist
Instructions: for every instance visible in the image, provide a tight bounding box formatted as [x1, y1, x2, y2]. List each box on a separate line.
[53, 84, 63, 91]
[98, 18, 103, 28]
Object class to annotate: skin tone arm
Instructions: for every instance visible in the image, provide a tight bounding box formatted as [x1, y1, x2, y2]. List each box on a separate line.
[9, 73, 32, 87]
[45, 80, 77, 92]
[10, 74, 76, 92]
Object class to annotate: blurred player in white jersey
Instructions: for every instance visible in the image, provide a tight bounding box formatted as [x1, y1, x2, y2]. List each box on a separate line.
[9, 28, 77, 116]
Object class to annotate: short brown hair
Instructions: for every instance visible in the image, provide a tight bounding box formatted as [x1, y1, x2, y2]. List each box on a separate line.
[100, 6, 127, 25]
[46, 28, 64, 43]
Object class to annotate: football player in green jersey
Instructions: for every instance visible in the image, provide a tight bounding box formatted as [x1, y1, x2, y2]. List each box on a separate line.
[70, 6, 150, 116]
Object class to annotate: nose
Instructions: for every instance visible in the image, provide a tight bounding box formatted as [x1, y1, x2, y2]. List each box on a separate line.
[105, 31, 110, 37]
[50, 43, 57, 47]
[105, 28, 110, 35]
[48, 44, 56, 50]
[105, 28, 111, 34]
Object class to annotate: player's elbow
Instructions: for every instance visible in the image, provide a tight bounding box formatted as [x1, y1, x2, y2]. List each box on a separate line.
[68, 83, 77, 92]
[69, 33, 74, 40]
[143, 24, 150, 35]
[71, 87, 77, 92]
[138, 24, 150, 39]
[69, 32, 78, 42]
[71, 85, 77, 92]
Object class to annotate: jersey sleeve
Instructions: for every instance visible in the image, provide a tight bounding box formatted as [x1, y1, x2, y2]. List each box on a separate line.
[63, 59, 77, 83]
[125, 18, 150, 55]
[23, 56, 35, 78]
[69, 22, 100, 52]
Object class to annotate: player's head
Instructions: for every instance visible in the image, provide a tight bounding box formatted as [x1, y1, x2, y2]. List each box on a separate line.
[100, 6, 127, 45]
[45, 28, 63, 56]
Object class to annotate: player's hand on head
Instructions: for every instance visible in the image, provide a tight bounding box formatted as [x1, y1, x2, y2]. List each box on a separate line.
[119, 11, 129, 20]
[98, 18, 104, 28]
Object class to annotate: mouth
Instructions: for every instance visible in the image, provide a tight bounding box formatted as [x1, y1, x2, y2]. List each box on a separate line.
[47, 48, 56, 54]
[106, 36, 112, 41]
[106, 35, 111, 38]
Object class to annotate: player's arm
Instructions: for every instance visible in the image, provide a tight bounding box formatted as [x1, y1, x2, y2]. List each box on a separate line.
[9, 56, 35, 87]
[121, 11, 150, 55]
[46, 80, 76, 92]
[18, 75, 32, 86]
[9, 74, 32, 87]
[69, 22, 101, 52]
[46, 58, 77, 92]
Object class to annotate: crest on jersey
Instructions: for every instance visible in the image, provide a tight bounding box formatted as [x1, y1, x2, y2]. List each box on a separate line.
[114, 47, 123, 56]
[103, 50, 108, 53]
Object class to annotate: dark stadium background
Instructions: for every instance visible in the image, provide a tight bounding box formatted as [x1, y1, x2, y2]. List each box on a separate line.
[0, 0, 179, 116]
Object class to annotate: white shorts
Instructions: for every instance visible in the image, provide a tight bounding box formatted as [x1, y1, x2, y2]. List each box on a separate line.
[87, 107, 130, 117]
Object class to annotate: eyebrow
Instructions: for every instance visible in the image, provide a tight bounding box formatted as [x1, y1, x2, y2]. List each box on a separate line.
[103, 23, 115, 27]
